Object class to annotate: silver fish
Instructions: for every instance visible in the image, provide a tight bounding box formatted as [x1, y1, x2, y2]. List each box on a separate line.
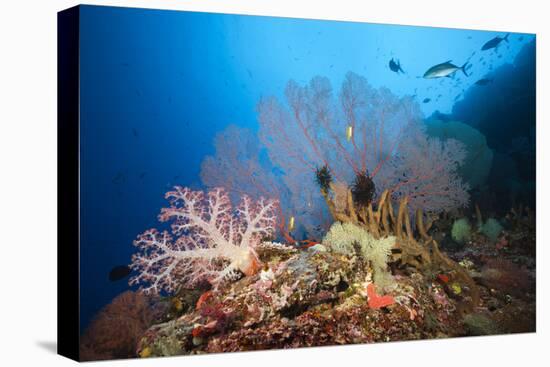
[423, 60, 469, 79]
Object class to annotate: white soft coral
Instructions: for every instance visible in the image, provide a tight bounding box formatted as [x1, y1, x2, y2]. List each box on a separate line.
[130, 187, 278, 294]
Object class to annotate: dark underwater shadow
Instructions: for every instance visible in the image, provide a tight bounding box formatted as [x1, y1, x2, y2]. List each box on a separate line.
[36, 340, 57, 354]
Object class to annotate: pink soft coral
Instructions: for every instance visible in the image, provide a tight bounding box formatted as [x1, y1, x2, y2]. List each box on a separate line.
[130, 187, 278, 294]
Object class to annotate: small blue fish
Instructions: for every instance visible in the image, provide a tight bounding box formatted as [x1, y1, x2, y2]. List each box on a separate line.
[475, 78, 493, 86]
[481, 33, 509, 51]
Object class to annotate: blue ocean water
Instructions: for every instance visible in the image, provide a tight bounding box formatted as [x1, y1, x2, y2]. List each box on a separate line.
[78, 5, 535, 331]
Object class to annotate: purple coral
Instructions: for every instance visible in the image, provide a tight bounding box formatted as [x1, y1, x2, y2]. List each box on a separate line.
[130, 187, 278, 294]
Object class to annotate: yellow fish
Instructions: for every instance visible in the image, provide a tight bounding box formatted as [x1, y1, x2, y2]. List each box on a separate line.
[288, 216, 295, 232]
[346, 125, 353, 142]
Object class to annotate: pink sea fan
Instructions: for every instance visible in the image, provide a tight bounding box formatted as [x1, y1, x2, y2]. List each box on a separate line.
[130, 187, 278, 294]
[257, 72, 469, 217]
[79, 291, 160, 361]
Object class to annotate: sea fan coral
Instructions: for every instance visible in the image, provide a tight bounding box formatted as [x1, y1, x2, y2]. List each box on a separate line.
[130, 187, 278, 294]
[258, 72, 469, 222]
[322, 222, 395, 288]
[79, 291, 160, 361]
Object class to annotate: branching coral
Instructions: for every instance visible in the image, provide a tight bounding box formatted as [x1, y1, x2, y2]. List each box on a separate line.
[322, 222, 394, 288]
[321, 188, 479, 311]
[130, 187, 278, 294]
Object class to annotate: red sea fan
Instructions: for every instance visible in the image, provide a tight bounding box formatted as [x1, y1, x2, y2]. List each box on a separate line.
[79, 291, 159, 361]
[130, 187, 278, 294]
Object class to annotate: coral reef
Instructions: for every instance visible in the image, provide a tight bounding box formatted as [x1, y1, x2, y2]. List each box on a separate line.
[106, 197, 533, 360]
[134, 245, 468, 357]
[101, 70, 534, 361]
[320, 186, 480, 312]
[130, 187, 278, 293]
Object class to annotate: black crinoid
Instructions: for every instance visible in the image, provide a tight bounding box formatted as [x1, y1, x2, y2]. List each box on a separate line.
[351, 171, 376, 208]
[315, 165, 333, 192]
